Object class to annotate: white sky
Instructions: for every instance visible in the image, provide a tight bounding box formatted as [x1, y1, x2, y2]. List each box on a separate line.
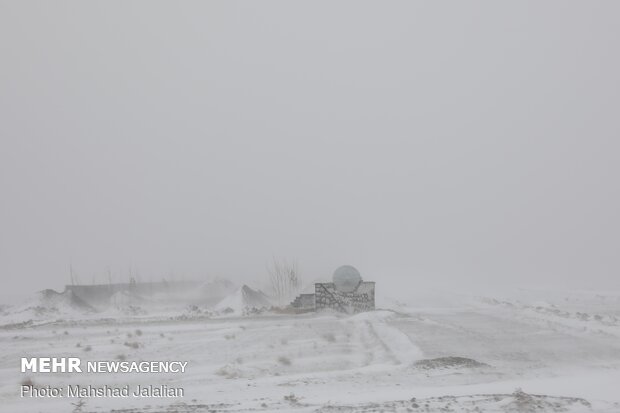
[1, 1, 619, 298]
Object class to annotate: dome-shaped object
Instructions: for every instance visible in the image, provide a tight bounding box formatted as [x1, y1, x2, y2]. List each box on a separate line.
[333, 265, 362, 293]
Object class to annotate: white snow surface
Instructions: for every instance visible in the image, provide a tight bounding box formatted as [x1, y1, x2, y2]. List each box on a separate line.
[1, 288, 619, 412]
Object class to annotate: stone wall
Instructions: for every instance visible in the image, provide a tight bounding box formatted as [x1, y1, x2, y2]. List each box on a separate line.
[314, 281, 375, 314]
[291, 293, 316, 310]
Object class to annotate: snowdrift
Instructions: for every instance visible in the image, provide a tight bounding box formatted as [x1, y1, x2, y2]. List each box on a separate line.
[200, 278, 238, 306]
[0, 289, 96, 325]
[214, 285, 272, 315]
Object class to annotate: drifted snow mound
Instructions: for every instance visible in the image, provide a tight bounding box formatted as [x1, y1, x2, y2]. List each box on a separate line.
[413, 356, 489, 370]
[31, 289, 95, 313]
[215, 285, 272, 315]
[3, 289, 96, 323]
[200, 278, 238, 306]
[109, 290, 147, 308]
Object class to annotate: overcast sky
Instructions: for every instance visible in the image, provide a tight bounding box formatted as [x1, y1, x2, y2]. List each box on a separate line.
[1, 1, 619, 299]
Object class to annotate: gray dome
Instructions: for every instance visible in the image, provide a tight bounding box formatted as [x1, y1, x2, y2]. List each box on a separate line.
[333, 265, 362, 293]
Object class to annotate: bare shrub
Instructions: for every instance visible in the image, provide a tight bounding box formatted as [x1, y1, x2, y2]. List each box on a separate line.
[323, 333, 336, 343]
[215, 364, 241, 379]
[284, 393, 298, 404]
[267, 258, 301, 306]
[71, 398, 87, 413]
[277, 356, 292, 366]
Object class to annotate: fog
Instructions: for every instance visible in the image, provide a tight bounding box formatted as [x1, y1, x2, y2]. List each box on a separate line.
[1, 1, 619, 300]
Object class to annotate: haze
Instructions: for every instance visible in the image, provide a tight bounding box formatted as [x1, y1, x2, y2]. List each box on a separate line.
[1, 1, 619, 301]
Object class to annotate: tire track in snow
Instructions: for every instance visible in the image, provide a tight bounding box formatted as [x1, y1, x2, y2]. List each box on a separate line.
[351, 311, 424, 366]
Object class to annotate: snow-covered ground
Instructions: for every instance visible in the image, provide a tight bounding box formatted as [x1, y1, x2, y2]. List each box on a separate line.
[1, 288, 619, 412]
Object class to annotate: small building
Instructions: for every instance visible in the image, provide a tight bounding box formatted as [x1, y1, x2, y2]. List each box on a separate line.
[291, 265, 375, 314]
